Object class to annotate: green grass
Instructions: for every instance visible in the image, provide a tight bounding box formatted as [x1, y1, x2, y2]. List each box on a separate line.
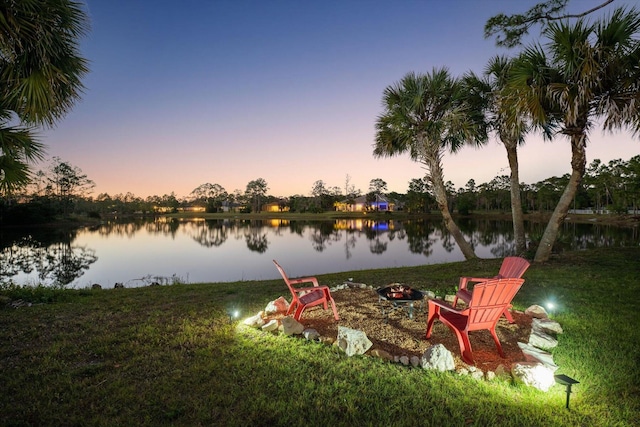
[1, 247, 638, 426]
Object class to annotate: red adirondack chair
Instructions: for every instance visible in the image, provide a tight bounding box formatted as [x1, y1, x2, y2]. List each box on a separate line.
[452, 256, 530, 323]
[426, 278, 525, 365]
[273, 260, 339, 321]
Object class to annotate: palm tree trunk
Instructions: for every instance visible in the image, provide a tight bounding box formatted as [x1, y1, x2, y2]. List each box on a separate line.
[534, 134, 587, 262]
[504, 142, 526, 255]
[427, 156, 478, 260]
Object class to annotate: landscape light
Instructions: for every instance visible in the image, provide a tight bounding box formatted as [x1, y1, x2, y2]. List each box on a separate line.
[227, 307, 240, 323]
[554, 374, 579, 409]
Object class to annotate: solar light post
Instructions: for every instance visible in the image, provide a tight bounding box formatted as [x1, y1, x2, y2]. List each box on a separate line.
[554, 374, 579, 409]
[227, 307, 240, 323]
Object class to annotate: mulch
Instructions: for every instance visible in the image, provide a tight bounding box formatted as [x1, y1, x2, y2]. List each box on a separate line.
[267, 287, 532, 373]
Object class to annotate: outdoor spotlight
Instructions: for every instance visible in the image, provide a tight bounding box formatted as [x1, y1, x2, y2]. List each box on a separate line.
[545, 301, 555, 311]
[227, 308, 240, 323]
[554, 374, 579, 409]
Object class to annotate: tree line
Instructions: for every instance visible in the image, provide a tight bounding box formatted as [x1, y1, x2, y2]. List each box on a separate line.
[1, 154, 637, 225]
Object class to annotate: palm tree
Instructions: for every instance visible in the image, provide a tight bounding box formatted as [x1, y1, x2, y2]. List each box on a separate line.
[374, 68, 488, 260]
[0, 0, 90, 194]
[509, 7, 640, 262]
[464, 56, 539, 255]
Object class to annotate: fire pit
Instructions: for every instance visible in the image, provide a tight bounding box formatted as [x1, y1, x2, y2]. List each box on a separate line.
[377, 283, 424, 320]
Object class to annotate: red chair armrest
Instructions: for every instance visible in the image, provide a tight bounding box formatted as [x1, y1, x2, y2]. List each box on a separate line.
[428, 298, 465, 315]
[294, 285, 329, 295]
[458, 276, 492, 291]
[288, 276, 320, 287]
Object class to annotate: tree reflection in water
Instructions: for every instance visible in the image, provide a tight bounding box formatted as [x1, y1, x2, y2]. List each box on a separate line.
[2, 217, 637, 286]
[1, 232, 97, 286]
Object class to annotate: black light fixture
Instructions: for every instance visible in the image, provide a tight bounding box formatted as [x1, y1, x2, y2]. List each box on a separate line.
[554, 374, 579, 409]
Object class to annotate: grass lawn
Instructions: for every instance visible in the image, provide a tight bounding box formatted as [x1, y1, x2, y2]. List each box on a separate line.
[1, 247, 638, 426]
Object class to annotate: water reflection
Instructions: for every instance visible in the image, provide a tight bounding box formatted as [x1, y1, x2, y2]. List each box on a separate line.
[1, 217, 637, 287]
[1, 229, 97, 286]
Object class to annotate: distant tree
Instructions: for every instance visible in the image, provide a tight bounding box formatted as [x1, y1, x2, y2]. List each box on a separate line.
[374, 69, 488, 259]
[457, 179, 478, 215]
[160, 192, 180, 213]
[191, 182, 227, 212]
[406, 177, 434, 213]
[344, 174, 357, 198]
[368, 178, 387, 195]
[44, 157, 95, 214]
[368, 178, 387, 211]
[245, 178, 268, 212]
[310, 179, 327, 210]
[0, 0, 90, 195]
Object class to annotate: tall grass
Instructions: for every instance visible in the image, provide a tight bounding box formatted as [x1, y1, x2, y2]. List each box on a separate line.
[1, 247, 638, 426]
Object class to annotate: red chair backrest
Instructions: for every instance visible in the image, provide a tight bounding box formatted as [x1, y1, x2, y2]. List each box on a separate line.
[467, 278, 525, 328]
[497, 257, 530, 279]
[273, 260, 297, 298]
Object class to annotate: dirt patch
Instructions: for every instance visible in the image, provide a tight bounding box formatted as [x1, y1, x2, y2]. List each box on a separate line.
[268, 286, 532, 372]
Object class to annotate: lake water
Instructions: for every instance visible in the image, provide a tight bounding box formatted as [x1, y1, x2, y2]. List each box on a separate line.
[1, 217, 637, 288]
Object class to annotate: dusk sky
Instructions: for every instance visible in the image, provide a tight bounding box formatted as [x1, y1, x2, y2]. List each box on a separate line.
[41, 0, 639, 199]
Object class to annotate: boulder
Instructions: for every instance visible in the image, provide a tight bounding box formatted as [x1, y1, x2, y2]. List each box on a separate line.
[525, 305, 549, 319]
[303, 328, 320, 341]
[517, 342, 558, 370]
[410, 356, 421, 367]
[243, 313, 265, 328]
[265, 296, 289, 315]
[421, 344, 455, 372]
[261, 319, 279, 332]
[336, 326, 373, 356]
[280, 316, 304, 335]
[511, 362, 556, 391]
[528, 328, 558, 350]
[532, 317, 563, 335]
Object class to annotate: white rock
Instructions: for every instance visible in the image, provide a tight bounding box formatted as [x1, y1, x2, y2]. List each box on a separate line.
[261, 319, 279, 332]
[528, 328, 558, 350]
[336, 326, 373, 357]
[302, 328, 320, 341]
[264, 296, 289, 315]
[399, 356, 410, 366]
[243, 313, 265, 328]
[410, 356, 421, 367]
[470, 370, 484, 381]
[421, 344, 455, 372]
[518, 342, 558, 370]
[281, 316, 304, 335]
[511, 362, 556, 391]
[533, 317, 564, 335]
[525, 305, 549, 319]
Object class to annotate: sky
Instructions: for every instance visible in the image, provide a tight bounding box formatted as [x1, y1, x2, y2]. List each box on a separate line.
[40, 0, 640, 199]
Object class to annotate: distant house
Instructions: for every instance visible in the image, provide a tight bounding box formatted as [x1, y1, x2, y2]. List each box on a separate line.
[261, 201, 290, 213]
[177, 206, 206, 213]
[335, 195, 393, 212]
